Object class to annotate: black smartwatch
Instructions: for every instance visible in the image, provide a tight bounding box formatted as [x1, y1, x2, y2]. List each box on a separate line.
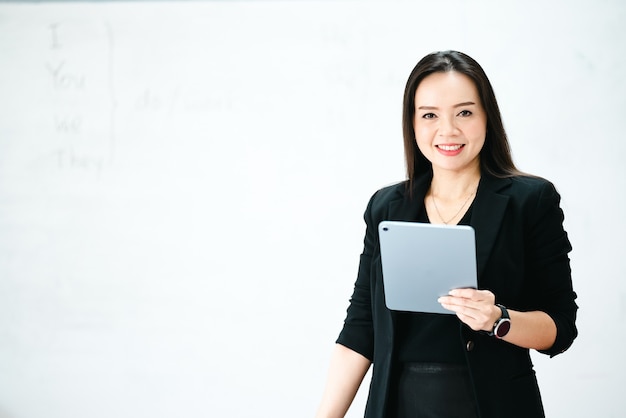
[489, 304, 511, 339]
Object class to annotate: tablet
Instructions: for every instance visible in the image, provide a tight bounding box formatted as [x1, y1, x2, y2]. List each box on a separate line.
[378, 221, 477, 314]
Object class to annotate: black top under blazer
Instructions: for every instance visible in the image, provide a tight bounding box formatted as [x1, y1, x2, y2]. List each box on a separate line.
[336, 171, 578, 418]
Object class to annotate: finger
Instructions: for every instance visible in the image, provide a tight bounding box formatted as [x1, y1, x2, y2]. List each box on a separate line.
[437, 295, 465, 307]
[439, 295, 477, 309]
[450, 288, 495, 303]
[438, 298, 461, 314]
[450, 305, 480, 322]
[439, 296, 481, 314]
[440, 297, 491, 324]
[456, 312, 483, 331]
[448, 287, 478, 298]
[439, 299, 478, 319]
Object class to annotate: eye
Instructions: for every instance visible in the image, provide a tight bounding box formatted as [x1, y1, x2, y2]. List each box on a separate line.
[422, 113, 437, 119]
[458, 109, 472, 117]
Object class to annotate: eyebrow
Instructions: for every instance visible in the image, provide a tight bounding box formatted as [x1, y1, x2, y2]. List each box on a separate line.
[417, 101, 476, 110]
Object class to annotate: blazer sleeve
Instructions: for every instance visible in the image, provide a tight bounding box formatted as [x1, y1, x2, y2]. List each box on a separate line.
[525, 180, 578, 357]
[335, 191, 380, 361]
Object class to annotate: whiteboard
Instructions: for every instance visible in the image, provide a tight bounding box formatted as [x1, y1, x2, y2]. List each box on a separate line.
[1, 2, 625, 417]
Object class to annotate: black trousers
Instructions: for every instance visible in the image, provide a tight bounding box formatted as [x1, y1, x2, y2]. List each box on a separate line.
[387, 363, 479, 418]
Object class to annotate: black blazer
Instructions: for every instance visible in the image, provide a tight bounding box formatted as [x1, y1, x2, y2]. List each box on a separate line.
[336, 172, 578, 418]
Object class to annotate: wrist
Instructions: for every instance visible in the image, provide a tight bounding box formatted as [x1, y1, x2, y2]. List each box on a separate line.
[488, 304, 511, 339]
[482, 305, 500, 332]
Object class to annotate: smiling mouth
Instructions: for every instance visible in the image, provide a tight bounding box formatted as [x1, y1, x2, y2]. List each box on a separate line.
[437, 144, 464, 151]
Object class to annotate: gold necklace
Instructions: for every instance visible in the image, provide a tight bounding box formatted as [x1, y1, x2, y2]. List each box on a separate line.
[432, 191, 475, 225]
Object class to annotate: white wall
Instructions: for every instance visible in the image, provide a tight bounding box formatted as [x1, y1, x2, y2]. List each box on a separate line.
[0, 1, 624, 417]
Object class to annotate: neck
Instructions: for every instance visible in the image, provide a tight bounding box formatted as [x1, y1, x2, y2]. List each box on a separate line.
[430, 167, 481, 199]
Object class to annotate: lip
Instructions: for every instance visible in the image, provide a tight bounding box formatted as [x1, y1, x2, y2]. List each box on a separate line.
[436, 144, 465, 156]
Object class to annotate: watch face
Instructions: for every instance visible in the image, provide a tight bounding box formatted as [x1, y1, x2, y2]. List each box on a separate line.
[496, 319, 511, 338]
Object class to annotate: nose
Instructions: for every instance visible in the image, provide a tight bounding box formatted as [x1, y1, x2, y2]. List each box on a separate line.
[438, 115, 460, 137]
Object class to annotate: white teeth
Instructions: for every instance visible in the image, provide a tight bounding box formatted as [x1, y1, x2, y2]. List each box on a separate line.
[438, 145, 462, 151]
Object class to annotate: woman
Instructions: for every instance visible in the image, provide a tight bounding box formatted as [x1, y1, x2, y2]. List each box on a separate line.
[315, 51, 578, 418]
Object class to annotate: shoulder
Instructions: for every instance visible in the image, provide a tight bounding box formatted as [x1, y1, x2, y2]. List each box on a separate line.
[508, 175, 555, 191]
[487, 174, 559, 199]
[370, 181, 407, 204]
[364, 180, 407, 219]
[488, 175, 564, 217]
[508, 175, 561, 201]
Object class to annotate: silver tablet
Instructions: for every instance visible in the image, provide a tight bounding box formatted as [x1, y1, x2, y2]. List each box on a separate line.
[378, 221, 477, 314]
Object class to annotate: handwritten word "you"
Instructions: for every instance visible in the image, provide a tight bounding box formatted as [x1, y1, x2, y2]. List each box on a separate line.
[46, 60, 85, 90]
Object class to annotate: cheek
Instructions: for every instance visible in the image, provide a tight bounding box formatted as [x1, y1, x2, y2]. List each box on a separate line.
[469, 118, 487, 139]
[414, 136, 431, 156]
[413, 122, 431, 141]
[414, 126, 436, 150]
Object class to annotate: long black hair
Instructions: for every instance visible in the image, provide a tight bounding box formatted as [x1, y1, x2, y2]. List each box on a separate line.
[402, 51, 522, 189]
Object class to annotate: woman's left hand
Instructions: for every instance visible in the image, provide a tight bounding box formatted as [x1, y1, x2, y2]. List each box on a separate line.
[438, 288, 500, 332]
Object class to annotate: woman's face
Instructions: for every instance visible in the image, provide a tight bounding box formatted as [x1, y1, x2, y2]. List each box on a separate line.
[413, 71, 487, 175]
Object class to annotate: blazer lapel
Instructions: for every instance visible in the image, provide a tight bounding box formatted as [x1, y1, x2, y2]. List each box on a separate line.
[470, 174, 512, 280]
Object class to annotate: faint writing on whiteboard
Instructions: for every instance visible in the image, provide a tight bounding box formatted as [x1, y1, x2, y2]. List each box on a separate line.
[54, 115, 82, 134]
[46, 60, 86, 90]
[134, 87, 233, 113]
[45, 22, 116, 174]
